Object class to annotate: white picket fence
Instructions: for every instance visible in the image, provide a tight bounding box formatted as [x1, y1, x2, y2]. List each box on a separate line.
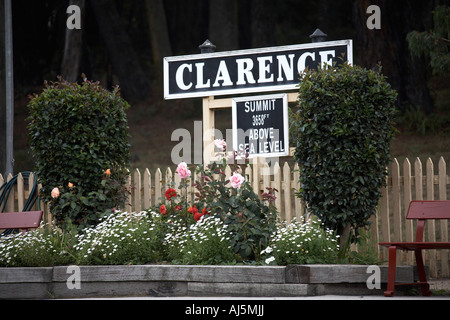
[125, 156, 450, 278]
[125, 158, 305, 222]
[1, 156, 449, 277]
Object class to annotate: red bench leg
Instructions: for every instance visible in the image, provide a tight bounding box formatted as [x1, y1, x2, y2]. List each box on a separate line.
[414, 249, 431, 296]
[384, 245, 397, 297]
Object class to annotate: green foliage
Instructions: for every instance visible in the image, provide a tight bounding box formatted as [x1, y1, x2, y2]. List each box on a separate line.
[396, 104, 450, 135]
[27, 77, 131, 230]
[262, 218, 340, 265]
[74, 210, 166, 265]
[292, 63, 397, 238]
[152, 157, 278, 262]
[165, 215, 236, 265]
[49, 170, 131, 231]
[0, 210, 377, 267]
[192, 160, 278, 260]
[407, 5, 450, 76]
[338, 229, 383, 265]
[0, 224, 76, 267]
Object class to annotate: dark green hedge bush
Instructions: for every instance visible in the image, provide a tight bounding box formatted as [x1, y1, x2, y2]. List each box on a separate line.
[292, 63, 397, 241]
[28, 77, 131, 230]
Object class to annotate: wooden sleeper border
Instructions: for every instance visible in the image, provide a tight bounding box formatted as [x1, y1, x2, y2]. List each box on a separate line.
[0, 264, 416, 299]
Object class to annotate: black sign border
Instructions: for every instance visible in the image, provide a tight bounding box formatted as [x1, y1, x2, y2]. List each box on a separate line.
[163, 40, 352, 99]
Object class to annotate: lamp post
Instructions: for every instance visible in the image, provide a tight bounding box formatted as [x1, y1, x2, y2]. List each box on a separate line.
[4, 0, 14, 176]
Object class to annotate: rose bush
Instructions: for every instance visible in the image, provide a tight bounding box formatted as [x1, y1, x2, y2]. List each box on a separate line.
[193, 159, 278, 260]
[49, 169, 131, 231]
[28, 77, 131, 231]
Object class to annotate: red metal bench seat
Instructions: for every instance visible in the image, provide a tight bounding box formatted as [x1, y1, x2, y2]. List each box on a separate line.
[379, 201, 450, 297]
[0, 211, 43, 235]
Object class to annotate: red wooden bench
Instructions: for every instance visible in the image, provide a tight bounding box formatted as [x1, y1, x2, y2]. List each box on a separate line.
[379, 200, 450, 297]
[0, 211, 43, 235]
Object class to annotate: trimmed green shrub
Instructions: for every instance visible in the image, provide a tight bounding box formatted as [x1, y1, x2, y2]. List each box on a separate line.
[28, 77, 131, 230]
[292, 63, 397, 241]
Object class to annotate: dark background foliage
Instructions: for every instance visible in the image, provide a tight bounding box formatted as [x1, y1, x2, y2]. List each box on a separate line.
[1, 0, 449, 175]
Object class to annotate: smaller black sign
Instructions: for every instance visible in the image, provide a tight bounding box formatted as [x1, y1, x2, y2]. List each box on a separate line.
[232, 94, 289, 158]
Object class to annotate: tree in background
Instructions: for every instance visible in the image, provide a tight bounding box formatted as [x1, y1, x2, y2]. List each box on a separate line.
[353, 0, 436, 114]
[90, 0, 151, 103]
[407, 5, 450, 77]
[11, 0, 439, 111]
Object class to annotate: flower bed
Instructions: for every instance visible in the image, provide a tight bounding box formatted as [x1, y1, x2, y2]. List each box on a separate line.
[0, 209, 341, 267]
[0, 155, 383, 300]
[1, 158, 383, 268]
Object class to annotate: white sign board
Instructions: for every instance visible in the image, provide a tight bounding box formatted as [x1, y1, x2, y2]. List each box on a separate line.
[164, 40, 353, 99]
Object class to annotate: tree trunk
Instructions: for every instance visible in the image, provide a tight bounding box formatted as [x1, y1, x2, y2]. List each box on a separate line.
[61, 0, 85, 82]
[251, 0, 276, 48]
[353, 0, 435, 114]
[339, 224, 352, 253]
[209, 0, 238, 51]
[145, 0, 172, 86]
[90, 0, 150, 102]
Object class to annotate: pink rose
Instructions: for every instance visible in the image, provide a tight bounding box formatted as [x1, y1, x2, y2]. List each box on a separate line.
[230, 172, 245, 189]
[176, 162, 191, 179]
[214, 139, 227, 151]
[51, 187, 60, 199]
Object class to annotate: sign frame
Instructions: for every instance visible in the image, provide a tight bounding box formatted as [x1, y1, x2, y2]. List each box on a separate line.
[232, 93, 289, 159]
[164, 39, 352, 100]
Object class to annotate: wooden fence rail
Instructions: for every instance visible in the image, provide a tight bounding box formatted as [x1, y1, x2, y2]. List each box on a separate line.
[1, 156, 449, 277]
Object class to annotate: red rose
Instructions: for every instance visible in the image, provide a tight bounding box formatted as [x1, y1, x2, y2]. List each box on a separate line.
[165, 188, 177, 200]
[189, 206, 204, 221]
[193, 211, 203, 221]
[175, 205, 182, 212]
[188, 206, 198, 214]
[159, 204, 167, 215]
[202, 208, 210, 215]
